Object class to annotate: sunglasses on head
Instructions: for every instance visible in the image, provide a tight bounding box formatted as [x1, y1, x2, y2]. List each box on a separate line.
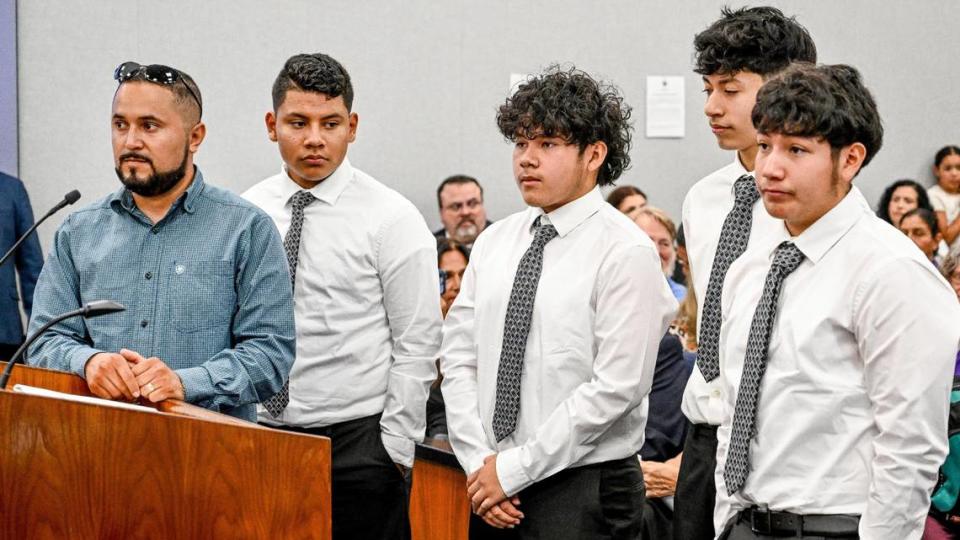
[113, 61, 202, 119]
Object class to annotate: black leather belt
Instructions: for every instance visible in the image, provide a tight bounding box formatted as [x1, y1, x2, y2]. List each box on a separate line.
[736, 506, 860, 536]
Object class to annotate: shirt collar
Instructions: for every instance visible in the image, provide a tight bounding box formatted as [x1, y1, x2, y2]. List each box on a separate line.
[281, 157, 354, 206]
[773, 186, 869, 265]
[110, 166, 205, 215]
[727, 155, 752, 197]
[527, 186, 604, 238]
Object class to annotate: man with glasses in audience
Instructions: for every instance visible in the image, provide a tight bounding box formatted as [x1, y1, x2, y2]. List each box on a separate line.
[435, 174, 492, 248]
[27, 62, 295, 419]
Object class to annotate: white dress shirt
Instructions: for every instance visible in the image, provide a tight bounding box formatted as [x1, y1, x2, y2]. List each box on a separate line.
[680, 157, 779, 426]
[714, 189, 960, 539]
[243, 159, 442, 468]
[441, 187, 677, 496]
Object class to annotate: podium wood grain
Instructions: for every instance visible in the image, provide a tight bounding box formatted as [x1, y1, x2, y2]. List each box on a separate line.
[0, 363, 332, 539]
[410, 439, 470, 540]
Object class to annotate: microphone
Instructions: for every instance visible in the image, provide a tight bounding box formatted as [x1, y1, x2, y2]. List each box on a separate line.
[0, 300, 125, 389]
[0, 189, 81, 268]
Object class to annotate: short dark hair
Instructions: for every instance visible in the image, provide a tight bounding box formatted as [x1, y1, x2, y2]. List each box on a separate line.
[900, 207, 940, 237]
[437, 237, 471, 265]
[876, 179, 933, 224]
[272, 53, 353, 111]
[496, 65, 632, 186]
[753, 63, 883, 169]
[935, 145, 960, 168]
[437, 175, 484, 208]
[606, 185, 647, 210]
[694, 6, 817, 77]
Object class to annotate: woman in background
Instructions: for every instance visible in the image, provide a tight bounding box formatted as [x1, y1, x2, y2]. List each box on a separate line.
[877, 178, 932, 226]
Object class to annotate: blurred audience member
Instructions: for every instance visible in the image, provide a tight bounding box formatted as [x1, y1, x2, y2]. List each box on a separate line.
[672, 224, 688, 287]
[941, 246, 960, 302]
[606, 184, 647, 217]
[633, 207, 686, 300]
[435, 175, 491, 247]
[877, 178, 932, 226]
[0, 172, 44, 361]
[930, 145, 960, 251]
[438, 238, 469, 317]
[426, 238, 471, 439]
[900, 208, 943, 266]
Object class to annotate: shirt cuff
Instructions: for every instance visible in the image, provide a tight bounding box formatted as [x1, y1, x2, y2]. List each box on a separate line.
[69, 346, 105, 378]
[496, 446, 534, 496]
[175, 366, 215, 403]
[381, 430, 415, 468]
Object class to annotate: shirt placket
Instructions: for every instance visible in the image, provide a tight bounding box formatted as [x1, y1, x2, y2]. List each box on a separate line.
[129, 210, 166, 357]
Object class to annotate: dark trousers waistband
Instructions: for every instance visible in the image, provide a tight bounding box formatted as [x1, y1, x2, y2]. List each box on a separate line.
[736, 506, 860, 537]
[265, 412, 381, 438]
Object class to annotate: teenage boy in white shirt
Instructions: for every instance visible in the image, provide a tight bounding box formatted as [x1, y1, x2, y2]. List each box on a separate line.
[441, 66, 676, 539]
[714, 63, 960, 540]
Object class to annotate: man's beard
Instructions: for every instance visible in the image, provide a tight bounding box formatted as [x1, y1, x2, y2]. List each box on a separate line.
[115, 147, 189, 197]
[453, 221, 479, 244]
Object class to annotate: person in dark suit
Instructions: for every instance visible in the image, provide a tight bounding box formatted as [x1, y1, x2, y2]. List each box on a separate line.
[0, 172, 43, 360]
[641, 332, 693, 539]
[433, 175, 493, 248]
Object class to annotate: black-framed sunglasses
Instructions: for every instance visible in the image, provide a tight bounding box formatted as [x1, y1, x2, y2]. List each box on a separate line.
[113, 61, 202, 119]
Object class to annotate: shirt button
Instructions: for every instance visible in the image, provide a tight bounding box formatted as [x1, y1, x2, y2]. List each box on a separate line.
[144, 272, 152, 280]
[151, 227, 159, 235]
[712, 389, 721, 398]
[140, 320, 148, 328]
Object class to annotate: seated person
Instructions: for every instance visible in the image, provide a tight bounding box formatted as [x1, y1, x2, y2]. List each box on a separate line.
[930, 146, 960, 252]
[427, 238, 470, 438]
[606, 184, 647, 217]
[941, 246, 960, 302]
[633, 207, 686, 300]
[899, 207, 943, 267]
[434, 175, 492, 248]
[876, 178, 932, 226]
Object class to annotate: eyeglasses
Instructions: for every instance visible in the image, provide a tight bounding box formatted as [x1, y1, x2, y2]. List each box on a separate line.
[113, 61, 202, 119]
[443, 198, 482, 213]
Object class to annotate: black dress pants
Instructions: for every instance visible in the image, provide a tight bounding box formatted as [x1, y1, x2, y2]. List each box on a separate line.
[674, 422, 719, 540]
[495, 456, 646, 540]
[274, 413, 410, 540]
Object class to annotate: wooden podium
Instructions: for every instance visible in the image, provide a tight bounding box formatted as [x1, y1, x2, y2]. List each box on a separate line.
[0, 362, 332, 539]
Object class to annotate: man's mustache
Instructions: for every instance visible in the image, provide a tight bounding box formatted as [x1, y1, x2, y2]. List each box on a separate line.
[120, 152, 153, 165]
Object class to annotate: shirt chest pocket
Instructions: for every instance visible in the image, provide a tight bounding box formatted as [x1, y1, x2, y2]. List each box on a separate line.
[167, 260, 236, 333]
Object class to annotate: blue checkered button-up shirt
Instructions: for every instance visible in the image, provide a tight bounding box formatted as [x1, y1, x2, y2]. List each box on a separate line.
[26, 169, 295, 421]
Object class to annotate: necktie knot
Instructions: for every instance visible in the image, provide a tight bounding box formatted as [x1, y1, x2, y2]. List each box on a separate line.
[290, 190, 317, 209]
[772, 241, 805, 274]
[734, 175, 760, 207]
[533, 217, 559, 246]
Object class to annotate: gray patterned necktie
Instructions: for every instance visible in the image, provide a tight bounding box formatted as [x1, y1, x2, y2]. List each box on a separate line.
[492, 217, 559, 442]
[263, 189, 317, 418]
[697, 175, 760, 382]
[723, 241, 805, 495]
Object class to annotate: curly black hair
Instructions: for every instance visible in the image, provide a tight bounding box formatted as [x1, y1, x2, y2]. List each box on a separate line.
[753, 64, 884, 169]
[272, 53, 353, 111]
[694, 6, 817, 77]
[496, 66, 632, 186]
[876, 179, 932, 224]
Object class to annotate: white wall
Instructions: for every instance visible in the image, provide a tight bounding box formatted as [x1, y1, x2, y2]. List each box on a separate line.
[17, 1, 960, 251]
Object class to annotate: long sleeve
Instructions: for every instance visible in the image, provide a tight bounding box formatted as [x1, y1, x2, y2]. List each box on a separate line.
[376, 209, 443, 468]
[12, 180, 43, 318]
[441, 239, 497, 474]
[855, 258, 960, 539]
[495, 244, 677, 495]
[27, 218, 102, 370]
[175, 213, 295, 413]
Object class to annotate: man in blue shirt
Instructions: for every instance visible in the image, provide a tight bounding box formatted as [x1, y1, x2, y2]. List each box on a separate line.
[0, 171, 44, 361]
[27, 62, 295, 421]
